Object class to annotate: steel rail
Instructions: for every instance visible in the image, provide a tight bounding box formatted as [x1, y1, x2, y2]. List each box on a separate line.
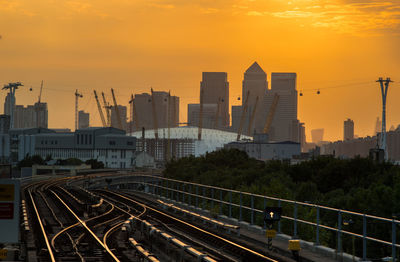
[28, 190, 56, 262]
[103, 190, 278, 262]
[50, 190, 121, 262]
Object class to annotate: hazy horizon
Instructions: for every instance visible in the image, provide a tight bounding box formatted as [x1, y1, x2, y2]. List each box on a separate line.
[1, 0, 400, 141]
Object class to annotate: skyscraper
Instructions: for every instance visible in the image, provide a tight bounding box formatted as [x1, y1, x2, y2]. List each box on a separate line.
[111, 105, 127, 131]
[78, 110, 90, 129]
[232, 62, 268, 135]
[201, 72, 230, 127]
[132, 91, 179, 131]
[344, 118, 354, 141]
[257, 73, 298, 141]
[188, 104, 218, 128]
[311, 128, 324, 144]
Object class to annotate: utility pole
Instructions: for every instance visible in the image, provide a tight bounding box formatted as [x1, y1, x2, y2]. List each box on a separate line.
[75, 89, 83, 130]
[376, 77, 393, 160]
[2, 82, 23, 128]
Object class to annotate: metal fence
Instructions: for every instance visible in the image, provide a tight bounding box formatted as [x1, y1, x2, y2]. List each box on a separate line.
[102, 174, 399, 261]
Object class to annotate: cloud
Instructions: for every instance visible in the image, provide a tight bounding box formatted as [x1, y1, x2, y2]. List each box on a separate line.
[148, 3, 175, 9]
[246, 10, 263, 16]
[267, 1, 400, 35]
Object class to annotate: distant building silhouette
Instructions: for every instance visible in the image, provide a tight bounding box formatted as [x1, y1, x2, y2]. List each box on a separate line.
[0, 115, 10, 134]
[78, 110, 90, 129]
[188, 104, 218, 128]
[201, 72, 230, 127]
[232, 62, 268, 135]
[344, 118, 354, 141]
[131, 91, 179, 132]
[257, 73, 299, 142]
[311, 128, 324, 144]
[111, 105, 127, 131]
[3, 93, 48, 129]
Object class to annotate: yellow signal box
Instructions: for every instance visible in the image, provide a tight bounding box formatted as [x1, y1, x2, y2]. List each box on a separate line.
[288, 240, 301, 251]
[266, 229, 277, 238]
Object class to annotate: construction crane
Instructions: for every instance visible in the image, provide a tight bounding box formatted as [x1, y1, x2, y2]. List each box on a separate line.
[263, 93, 280, 134]
[101, 92, 112, 127]
[150, 88, 159, 139]
[198, 88, 204, 140]
[75, 89, 83, 130]
[111, 88, 123, 130]
[93, 90, 106, 127]
[247, 96, 259, 136]
[38, 80, 43, 103]
[237, 91, 250, 141]
[2, 82, 23, 128]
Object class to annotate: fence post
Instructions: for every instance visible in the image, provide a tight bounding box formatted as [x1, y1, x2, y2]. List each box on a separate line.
[263, 197, 267, 229]
[392, 219, 396, 262]
[363, 214, 367, 260]
[338, 210, 342, 255]
[202, 187, 206, 209]
[182, 184, 185, 203]
[239, 192, 243, 221]
[219, 190, 223, 215]
[196, 185, 199, 207]
[251, 194, 254, 225]
[278, 199, 281, 233]
[316, 205, 320, 246]
[294, 201, 298, 238]
[166, 180, 169, 199]
[188, 184, 192, 206]
[229, 191, 232, 218]
[211, 188, 214, 210]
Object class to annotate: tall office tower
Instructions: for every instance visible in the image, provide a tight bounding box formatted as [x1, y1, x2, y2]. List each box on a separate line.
[311, 128, 324, 144]
[34, 102, 48, 128]
[188, 104, 218, 128]
[0, 115, 10, 134]
[78, 110, 90, 129]
[133, 91, 179, 132]
[201, 72, 229, 127]
[133, 93, 152, 130]
[232, 62, 268, 135]
[299, 122, 306, 149]
[257, 73, 298, 141]
[111, 105, 127, 131]
[344, 118, 354, 141]
[4, 93, 14, 116]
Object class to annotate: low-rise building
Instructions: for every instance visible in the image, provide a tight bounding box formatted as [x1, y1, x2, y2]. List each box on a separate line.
[8, 127, 136, 168]
[224, 133, 301, 161]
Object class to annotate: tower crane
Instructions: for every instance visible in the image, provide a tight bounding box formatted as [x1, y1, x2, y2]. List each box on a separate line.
[247, 96, 259, 136]
[38, 80, 43, 103]
[111, 88, 123, 130]
[75, 89, 83, 130]
[93, 90, 106, 127]
[237, 91, 250, 141]
[150, 88, 159, 139]
[198, 88, 204, 140]
[101, 92, 112, 127]
[263, 93, 280, 134]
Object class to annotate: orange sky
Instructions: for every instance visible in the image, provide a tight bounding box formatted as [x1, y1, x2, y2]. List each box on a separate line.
[1, 0, 400, 141]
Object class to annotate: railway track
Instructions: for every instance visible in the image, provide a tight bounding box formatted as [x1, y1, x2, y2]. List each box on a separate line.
[96, 189, 281, 262]
[23, 173, 291, 262]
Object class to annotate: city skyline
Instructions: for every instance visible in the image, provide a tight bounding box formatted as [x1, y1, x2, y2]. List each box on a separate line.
[1, 0, 400, 141]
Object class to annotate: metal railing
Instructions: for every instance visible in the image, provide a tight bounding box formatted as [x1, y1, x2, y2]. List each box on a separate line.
[92, 174, 400, 261]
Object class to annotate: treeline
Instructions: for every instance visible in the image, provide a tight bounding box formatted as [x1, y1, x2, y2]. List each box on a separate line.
[163, 149, 400, 258]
